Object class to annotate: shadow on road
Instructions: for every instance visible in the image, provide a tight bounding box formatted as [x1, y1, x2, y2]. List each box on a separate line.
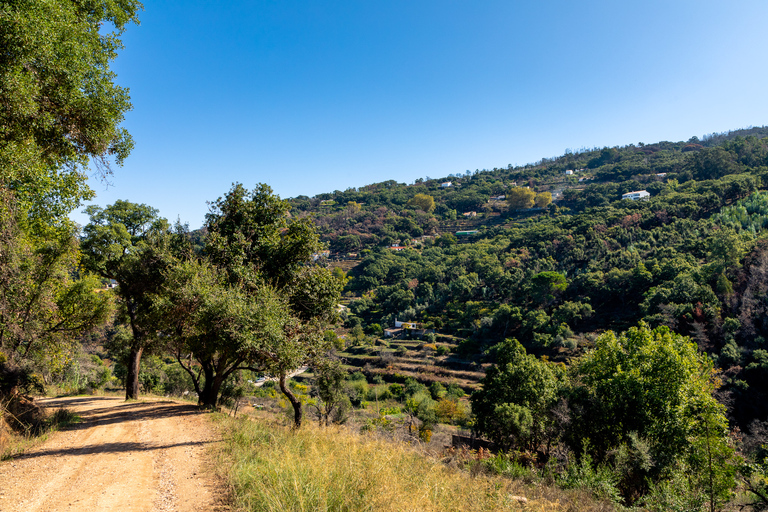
[12, 439, 214, 461]
[36, 397, 206, 430]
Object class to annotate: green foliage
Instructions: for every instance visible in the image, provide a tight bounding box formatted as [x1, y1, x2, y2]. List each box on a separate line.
[81, 200, 173, 399]
[558, 450, 622, 504]
[534, 191, 552, 208]
[407, 193, 436, 213]
[311, 359, 351, 425]
[0, 0, 141, 236]
[471, 339, 564, 451]
[0, 193, 112, 369]
[507, 187, 536, 210]
[428, 381, 446, 400]
[154, 184, 340, 421]
[570, 324, 734, 496]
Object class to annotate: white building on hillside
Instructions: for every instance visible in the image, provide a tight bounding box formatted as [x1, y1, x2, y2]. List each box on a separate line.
[622, 190, 650, 201]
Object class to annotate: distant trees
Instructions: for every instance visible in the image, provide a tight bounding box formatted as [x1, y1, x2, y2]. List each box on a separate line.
[534, 191, 552, 208]
[407, 193, 436, 213]
[507, 188, 536, 210]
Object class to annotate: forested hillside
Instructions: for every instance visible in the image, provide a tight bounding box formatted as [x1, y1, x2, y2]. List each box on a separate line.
[293, 127, 768, 428]
[6, 1, 768, 509]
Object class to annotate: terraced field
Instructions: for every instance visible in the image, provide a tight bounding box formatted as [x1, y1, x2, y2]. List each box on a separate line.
[335, 335, 487, 392]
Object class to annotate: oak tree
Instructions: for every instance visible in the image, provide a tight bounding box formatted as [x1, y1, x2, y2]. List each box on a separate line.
[81, 200, 170, 399]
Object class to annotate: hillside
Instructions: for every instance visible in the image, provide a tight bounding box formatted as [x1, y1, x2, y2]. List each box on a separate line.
[291, 126, 768, 431]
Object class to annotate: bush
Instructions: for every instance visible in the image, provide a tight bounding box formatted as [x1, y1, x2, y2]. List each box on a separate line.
[446, 383, 465, 399]
[483, 453, 537, 481]
[388, 383, 404, 399]
[558, 451, 621, 504]
[429, 381, 446, 400]
[346, 380, 369, 408]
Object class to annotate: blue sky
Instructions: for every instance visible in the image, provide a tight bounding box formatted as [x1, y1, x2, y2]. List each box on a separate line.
[73, 0, 768, 229]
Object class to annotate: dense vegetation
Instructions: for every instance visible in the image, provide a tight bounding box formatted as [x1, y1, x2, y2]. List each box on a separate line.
[281, 126, 768, 508]
[3, 1, 768, 508]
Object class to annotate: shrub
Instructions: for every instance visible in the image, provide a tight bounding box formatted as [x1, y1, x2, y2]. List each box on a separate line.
[429, 381, 446, 400]
[346, 380, 369, 407]
[558, 451, 621, 504]
[446, 383, 465, 399]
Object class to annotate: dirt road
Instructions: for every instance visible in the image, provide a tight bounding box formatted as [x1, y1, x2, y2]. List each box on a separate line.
[0, 396, 229, 512]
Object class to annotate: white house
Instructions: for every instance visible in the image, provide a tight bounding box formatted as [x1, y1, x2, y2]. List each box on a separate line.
[441, 181, 453, 188]
[565, 170, 574, 175]
[622, 190, 650, 201]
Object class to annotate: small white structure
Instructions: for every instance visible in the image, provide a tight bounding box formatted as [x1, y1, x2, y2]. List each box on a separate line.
[312, 250, 330, 261]
[622, 190, 650, 201]
[441, 181, 453, 188]
[565, 170, 574, 175]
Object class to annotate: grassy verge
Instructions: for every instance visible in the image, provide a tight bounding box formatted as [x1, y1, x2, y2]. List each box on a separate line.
[0, 406, 81, 460]
[213, 415, 615, 512]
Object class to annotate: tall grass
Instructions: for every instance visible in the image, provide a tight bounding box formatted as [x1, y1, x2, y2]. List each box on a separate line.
[214, 416, 615, 512]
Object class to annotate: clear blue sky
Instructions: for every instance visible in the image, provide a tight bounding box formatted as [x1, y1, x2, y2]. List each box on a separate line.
[73, 0, 768, 229]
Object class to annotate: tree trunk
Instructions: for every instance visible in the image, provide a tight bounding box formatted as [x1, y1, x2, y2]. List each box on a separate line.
[279, 372, 303, 428]
[125, 345, 143, 400]
[197, 366, 219, 409]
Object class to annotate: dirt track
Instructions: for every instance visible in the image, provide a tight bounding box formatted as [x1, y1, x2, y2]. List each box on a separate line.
[0, 396, 229, 512]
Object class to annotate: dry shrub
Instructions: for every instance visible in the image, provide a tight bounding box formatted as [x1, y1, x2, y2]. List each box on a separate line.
[0, 415, 12, 453]
[1, 394, 46, 434]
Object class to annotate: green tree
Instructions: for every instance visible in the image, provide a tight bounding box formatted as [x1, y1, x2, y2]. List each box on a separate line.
[81, 200, 171, 400]
[156, 259, 321, 417]
[530, 271, 567, 305]
[310, 358, 350, 426]
[534, 191, 553, 208]
[162, 184, 341, 423]
[0, 0, 141, 233]
[569, 323, 734, 499]
[0, 192, 112, 369]
[507, 188, 536, 210]
[471, 339, 564, 451]
[407, 193, 436, 213]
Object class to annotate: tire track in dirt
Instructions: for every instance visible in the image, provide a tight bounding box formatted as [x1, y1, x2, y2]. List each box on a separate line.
[0, 396, 228, 512]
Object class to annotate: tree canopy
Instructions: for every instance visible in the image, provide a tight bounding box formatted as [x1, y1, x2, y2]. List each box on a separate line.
[157, 184, 342, 420]
[0, 0, 142, 233]
[507, 187, 536, 210]
[471, 339, 564, 451]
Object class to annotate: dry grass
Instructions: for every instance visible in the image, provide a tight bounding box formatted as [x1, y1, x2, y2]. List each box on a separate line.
[213, 416, 616, 512]
[0, 399, 80, 460]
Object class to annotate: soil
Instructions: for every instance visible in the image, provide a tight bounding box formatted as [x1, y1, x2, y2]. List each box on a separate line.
[0, 396, 229, 512]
